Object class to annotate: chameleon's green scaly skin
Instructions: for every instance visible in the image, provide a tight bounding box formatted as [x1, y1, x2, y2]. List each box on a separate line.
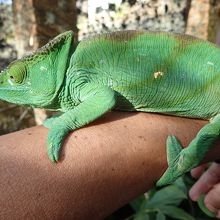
[1, 30, 220, 186]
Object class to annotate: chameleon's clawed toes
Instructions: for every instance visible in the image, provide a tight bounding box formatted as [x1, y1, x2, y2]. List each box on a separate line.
[156, 153, 185, 186]
[156, 135, 191, 186]
[47, 140, 63, 162]
[53, 148, 61, 162]
[166, 135, 182, 166]
[47, 144, 57, 162]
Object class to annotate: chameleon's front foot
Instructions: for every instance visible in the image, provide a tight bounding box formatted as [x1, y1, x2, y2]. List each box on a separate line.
[156, 135, 196, 186]
[47, 127, 69, 162]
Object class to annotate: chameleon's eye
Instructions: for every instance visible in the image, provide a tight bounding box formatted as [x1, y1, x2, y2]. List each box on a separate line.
[7, 61, 27, 84]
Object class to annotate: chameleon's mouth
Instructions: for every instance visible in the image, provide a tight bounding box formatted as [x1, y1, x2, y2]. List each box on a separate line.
[0, 85, 29, 91]
[0, 88, 29, 105]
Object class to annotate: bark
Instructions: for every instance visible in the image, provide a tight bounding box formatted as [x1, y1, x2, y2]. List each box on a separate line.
[186, 0, 220, 42]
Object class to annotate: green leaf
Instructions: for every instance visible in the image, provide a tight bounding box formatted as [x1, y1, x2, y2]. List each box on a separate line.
[147, 188, 157, 198]
[174, 177, 187, 194]
[130, 195, 146, 211]
[156, 212, 166, 220]
[160, 205, 196, 220]
[182, 173, 196, 186]
[133, 212, 150, 220]
[145, 185, 187, 208]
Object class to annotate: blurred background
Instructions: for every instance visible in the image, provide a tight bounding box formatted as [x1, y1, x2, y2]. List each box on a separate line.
[0, 0, 220, 219]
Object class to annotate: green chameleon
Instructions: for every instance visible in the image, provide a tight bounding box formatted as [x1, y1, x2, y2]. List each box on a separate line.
[0, 30, 220, 186]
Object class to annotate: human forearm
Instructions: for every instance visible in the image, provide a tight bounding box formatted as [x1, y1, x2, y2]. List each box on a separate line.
[0, 112, 219, 220]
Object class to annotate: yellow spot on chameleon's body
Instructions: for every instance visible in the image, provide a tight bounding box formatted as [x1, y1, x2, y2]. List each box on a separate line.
[40, 66, 48, 71]
[207, 61, 214, 66]
[154, 71, 164, 79]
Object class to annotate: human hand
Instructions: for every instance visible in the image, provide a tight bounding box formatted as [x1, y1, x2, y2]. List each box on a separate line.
[189, 162, 220, 218]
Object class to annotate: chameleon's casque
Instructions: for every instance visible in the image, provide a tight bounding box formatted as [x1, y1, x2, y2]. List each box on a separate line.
[1, 30, 220, 186]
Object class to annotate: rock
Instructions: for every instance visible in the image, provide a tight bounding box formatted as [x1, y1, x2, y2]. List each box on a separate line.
[77, 0, 189, 40]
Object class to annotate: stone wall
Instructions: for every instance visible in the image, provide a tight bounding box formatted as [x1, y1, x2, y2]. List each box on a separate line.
[186, 0, 220, 43]
[77, 0, 191, 40]
[0, 3, 16, 69]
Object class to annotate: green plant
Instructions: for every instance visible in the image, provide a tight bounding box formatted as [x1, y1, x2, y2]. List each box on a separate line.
[130, 177, 195, 220]
[106, 174, 217, 220]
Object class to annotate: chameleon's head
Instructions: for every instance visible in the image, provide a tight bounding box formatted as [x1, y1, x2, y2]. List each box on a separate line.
[0, 31, 74, 108]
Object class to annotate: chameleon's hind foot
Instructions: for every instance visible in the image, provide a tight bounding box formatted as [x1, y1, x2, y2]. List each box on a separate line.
[166, 135, 182, 165]
[157, 114, 220, 186]
[156, 135, 191, 186]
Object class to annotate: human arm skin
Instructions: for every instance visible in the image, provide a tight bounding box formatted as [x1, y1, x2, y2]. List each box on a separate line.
[1, 112, 220, 220]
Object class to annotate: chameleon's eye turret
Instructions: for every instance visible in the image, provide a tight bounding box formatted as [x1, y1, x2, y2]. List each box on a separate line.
[7, 61, 27, 84]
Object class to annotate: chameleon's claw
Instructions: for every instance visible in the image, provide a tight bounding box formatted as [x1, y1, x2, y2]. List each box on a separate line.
[53, 147, 61, 162]
[166, 135, 182, 166]
[48, 144, 57, 162]
[47, 143, 62, 162]
[156, 135, 191, 186]
[156, 153, 186, 186]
